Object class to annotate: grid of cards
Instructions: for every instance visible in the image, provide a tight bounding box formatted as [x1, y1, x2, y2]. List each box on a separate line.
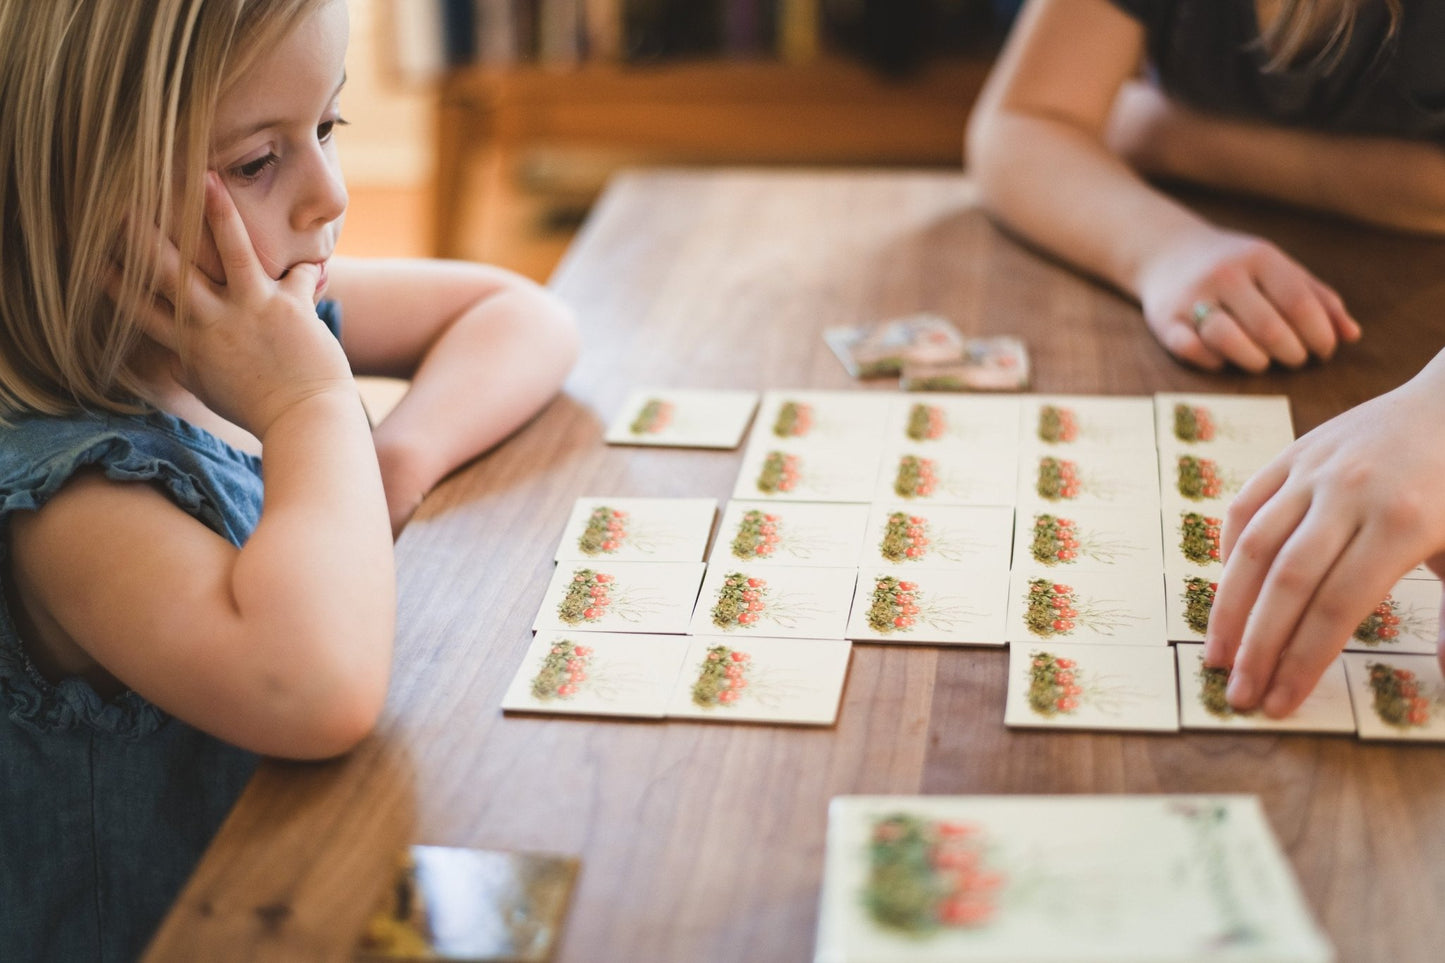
[512, 390, 1444, 740]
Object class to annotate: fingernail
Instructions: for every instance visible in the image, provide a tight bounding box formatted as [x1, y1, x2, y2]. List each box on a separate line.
[1263, 685, 1293, 718]
[1226, 671, 1255, 706]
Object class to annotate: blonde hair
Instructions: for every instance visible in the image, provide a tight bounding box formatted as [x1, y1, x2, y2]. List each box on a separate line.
[0, 0, 324, 418]
[1259, 0, 1402, 72]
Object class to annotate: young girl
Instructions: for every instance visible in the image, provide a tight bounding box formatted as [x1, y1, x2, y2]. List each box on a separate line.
[968, 0, 1445, 373]
[0, 0, 577, 958]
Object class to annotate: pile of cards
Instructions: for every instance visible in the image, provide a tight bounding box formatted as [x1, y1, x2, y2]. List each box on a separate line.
[824, 314, 1030, 391]
[815, 794, 1334, 962]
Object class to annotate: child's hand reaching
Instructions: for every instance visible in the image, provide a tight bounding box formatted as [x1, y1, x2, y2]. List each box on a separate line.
[1204, 354, 1445, 716]
[1136, 225, 1361, 373]
[130, 173, 356, 439]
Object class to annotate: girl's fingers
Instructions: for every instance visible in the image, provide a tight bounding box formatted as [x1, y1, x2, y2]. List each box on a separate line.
[203, 172, 267, 291]
[1202, 467, 1303, 670]
[1192, 303, 1272, 373]
[277, 261, 322, 302]
[1218, 273, 1308, 368]
[1222, 500, 1356, 713]
[1219, 453, 1292, 562]
[1252, 261, 1338, 360]
[1252, 527, 1399, 718]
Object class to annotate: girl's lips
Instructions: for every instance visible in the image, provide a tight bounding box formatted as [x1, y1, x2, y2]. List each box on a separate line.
[314, 259, 329, 297]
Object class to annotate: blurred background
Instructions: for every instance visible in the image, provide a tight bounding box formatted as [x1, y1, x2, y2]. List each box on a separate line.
[341, 0, 1022, 280]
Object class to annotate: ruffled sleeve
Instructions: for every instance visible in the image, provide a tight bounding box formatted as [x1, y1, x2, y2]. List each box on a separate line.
[0, 413, 264, 738]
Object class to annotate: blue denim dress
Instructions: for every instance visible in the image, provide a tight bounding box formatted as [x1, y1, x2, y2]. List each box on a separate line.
[0, 302, 341, 962]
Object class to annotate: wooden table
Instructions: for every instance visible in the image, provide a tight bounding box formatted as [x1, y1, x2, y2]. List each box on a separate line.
[148, 170, 1445, 962]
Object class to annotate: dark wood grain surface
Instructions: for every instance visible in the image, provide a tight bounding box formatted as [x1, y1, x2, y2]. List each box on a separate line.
[147, 169, 1445, 962]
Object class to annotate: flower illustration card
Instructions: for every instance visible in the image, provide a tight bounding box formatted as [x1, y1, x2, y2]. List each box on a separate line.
[689, 565, 858, 640]
[554, 497, 717, 563]
[1163, 508, 1226, 571]
[1012, 506, 1164, 571]
[863, 503, 1014, 571]
[603, 388, 759, 449]
[885, 396, 1022, 450]
[1019, 394, 1157, 448]
[1404, 561, 1440, 581]
[531, 562, 705, 635]
[664, 634, 852, 726]
[1159, 444, 1276, 514]
[748, 389, 892, 449]
[710, 500, 869, 568]
[1343, 652, 1445, 742]
[846, 566, 1009, 646]
[732, 443, 880, 503]
[874, 446, 1018, 507]
[1174, 644, 1354, 735]
[1342, 577, 1440, 655]
[816, 794, 1333, 963]
[1164, 570, 1218, 642]
[1015, 448, 1161, 512]
[1004, 643, 1178, 732]
[1005, 567, 1167, 646]
[1153, 393, 1294, 452]
[500, 632, 689, 719]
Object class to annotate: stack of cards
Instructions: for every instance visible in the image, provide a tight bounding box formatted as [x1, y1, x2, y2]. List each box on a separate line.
[816, 795, 1334, 963]
[824, 314, 1031, 392]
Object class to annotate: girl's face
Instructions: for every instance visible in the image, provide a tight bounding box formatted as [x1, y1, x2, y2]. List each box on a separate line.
[201, 0, 349, 301]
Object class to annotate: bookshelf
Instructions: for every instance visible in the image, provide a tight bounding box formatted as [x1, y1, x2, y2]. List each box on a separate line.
[423, 2, 1002, 266]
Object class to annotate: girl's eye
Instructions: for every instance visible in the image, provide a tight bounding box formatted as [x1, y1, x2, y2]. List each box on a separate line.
[318, 116, 349, 143]
[229, 152, 277, 185]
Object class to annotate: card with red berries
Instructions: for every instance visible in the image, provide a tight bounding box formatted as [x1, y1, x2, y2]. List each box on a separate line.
[603, 388, 759, 448]
[815, 794, 1332, 963]
[554, 497, 717, 563]
[884, 395, 1022, 450]
[863, 503, 1015, 571]
[873, 445, 1019, 507]
[1019, 395, 1156, 448]
[689, 565, 858, 640]
[1175, 644, 1355, 735]
[664, 634, 852, 725]
[1344, 652, 1445, 742]
[531, 562, 705, 635]
[500, 632, 690, 719]
[732, 443, 881, 503]
[1342, 577, 1441, 655]
[1158, 444, 1278, 517]
[1164, 570, 1218, 642]
[1005, 567, 1167, 646]
[845, 567, 1008, 645]
[1016, 447, 1162, 512]
[1153, 393, 1295, 452]
[710, 500, 870, 569]
[747, 389, 893, 449]
[1004, 643, 1179, 732]
[1012, 506, 1164, 572]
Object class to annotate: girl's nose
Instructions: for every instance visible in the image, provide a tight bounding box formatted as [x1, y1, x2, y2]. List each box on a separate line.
[294, 151, 348, 232]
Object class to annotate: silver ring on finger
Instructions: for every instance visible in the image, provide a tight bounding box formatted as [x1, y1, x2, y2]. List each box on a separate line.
[1190, 300, 1221, 332]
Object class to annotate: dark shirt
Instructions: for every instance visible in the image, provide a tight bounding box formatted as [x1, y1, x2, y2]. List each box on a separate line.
[1108, 0, 1445, 138]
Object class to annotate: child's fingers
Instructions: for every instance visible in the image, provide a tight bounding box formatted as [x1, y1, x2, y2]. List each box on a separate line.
[277, 261, 322, 302]
[1219, 455, 1291, 563]
[203, 172, 266, 292]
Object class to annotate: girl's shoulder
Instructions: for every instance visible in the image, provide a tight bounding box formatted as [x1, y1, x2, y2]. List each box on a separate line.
[0, 406, 264, 548]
